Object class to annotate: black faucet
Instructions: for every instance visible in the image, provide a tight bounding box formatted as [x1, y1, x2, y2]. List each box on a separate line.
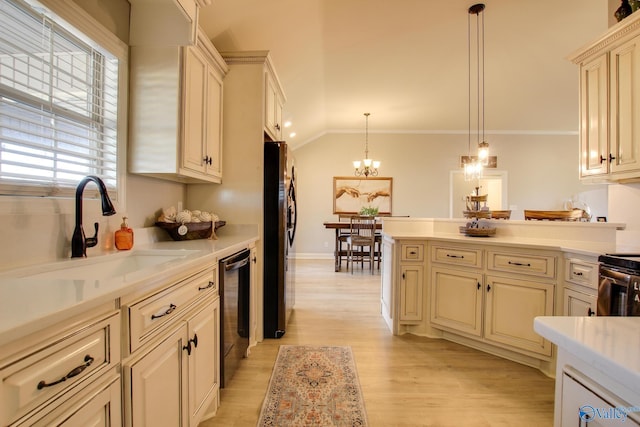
[71, 175, 117, 258]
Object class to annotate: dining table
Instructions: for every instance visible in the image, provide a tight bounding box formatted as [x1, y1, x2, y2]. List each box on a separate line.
[323, 221, 383, 271]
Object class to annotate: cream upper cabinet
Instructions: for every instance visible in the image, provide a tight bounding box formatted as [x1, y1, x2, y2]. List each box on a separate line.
[265, 71, 284, 140]
[579, 54, 609, 178]
[129, 29, 227, 184]
[571, 13, 640, 182]
[609, 35, 640, 175]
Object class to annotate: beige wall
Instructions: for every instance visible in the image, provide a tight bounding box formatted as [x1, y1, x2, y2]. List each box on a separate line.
[292, 132, 609, 257]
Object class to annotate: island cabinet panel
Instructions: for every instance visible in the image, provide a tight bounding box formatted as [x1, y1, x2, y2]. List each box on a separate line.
[484, 275, 554, 357]
[399, 265, 424, 323]
[487, 250, 556, 279]
[430, 267, 483, 337]
[428, 242, 558, 361]
[431, 245, 482, 269]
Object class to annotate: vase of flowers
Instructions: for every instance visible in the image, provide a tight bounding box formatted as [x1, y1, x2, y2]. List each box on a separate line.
[359, 206, 379, 217]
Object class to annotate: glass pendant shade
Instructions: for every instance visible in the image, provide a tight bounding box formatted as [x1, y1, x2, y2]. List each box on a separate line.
[478, 141, 489, 165]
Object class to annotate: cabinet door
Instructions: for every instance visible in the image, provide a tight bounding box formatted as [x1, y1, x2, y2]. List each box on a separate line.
[188, 299, 220, 427]
[124, 325, 189, 427]
[564, 288, 596, 317]
[182, 46, 207, 175]
[484, 275, 554, 357]
[399, 265, 423, 323]
[610, 35, 640, 175]
[579, 54, 609, 178]
[204, 65, 223, 179]
[430, 267, 483, 337]
[264, 72, 282, 140]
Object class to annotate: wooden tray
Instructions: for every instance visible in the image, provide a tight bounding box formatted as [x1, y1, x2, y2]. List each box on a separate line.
[524, 210, 583, 221]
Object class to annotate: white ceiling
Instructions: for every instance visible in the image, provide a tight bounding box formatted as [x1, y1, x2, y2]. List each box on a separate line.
[199, 0, 608, 148]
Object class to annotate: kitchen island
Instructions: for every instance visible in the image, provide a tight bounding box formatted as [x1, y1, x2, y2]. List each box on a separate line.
[380, 217, 629, 376]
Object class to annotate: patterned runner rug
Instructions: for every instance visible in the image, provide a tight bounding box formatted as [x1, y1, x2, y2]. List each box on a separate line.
[257, 345, 368, 426]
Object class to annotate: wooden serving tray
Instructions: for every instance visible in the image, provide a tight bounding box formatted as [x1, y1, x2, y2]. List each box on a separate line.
[459, 226, 496, 237]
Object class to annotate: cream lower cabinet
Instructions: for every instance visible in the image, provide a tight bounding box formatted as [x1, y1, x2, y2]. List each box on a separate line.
[0, 305, 121, 427]
[122, 266, 220, 427]
[380, 238, 426, 334]
[430, 267, 483, 337]
[429, 243, 556, 359]
[564, 255, 598, 317]
[484, 275, 554, 357]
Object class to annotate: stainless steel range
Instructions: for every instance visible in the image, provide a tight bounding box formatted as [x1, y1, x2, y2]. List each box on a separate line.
[597, 254, 640, 316]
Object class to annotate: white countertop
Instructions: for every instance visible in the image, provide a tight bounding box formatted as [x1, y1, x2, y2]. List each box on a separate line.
[380, 217, 634, 257]
[534, 316, 640, 396]
[0, 225, 258, 346]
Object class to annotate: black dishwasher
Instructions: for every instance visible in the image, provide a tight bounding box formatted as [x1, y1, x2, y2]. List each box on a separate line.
[219, 249, 250, 387]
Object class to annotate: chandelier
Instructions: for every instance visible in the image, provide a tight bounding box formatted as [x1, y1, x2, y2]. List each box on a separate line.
[353, 112, 380, 177]
[464, 3, 489, 181]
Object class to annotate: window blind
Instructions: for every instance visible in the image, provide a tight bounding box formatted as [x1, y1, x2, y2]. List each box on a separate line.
[0, 0, 119, 197]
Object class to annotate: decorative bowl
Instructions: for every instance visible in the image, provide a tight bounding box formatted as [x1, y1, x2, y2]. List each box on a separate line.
[155, 221, 225, 241]
[459, 226, 496, 237]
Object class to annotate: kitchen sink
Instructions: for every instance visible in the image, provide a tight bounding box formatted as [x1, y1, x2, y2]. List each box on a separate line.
[9, 249, 202, 281]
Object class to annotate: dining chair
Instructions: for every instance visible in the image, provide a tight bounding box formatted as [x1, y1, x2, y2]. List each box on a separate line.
[346, 215, 377, 273]
[337, 214, 352, 268]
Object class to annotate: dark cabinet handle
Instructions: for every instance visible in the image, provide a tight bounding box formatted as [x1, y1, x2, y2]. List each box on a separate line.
[487, 284, 491, 291]
[508, 261, 531, 267]
[402, 273, 405, 280]
[37, 354, 94, 390]
[151, 303, 177, 320]
[275, 123, 281, 131]
[409, 251, 417, 255]
[198, 281, 215, 291]
[183, 341, 191, 355]
[447, 254, 464, 259]
[252, 256, 257, 263]
[190, 333, 198, 349]
[600, 155, 606, 164]
[572, 271, 583, 277]
[609, 153, 616, 163]
[203, 155, 212, 165]
[477, 282, 481, 290]
[588, 307, 594, 316]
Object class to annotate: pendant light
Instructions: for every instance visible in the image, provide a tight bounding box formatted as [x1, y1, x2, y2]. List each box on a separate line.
[353, 113, 380, 177]
[471, 3, 489, 166]
[465, 3, 488, 181]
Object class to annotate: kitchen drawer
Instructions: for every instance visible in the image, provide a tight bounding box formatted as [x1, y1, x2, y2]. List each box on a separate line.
[431, 245, 483, 269]
[487, 251, 556, 279]
[400, 243, 424, 262]
[0, 311, 120, 426]
[128, 268, 216, 353]
[565, 258, 598, 290]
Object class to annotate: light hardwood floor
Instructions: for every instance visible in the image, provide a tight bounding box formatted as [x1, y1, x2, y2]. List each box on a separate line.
[200, 259, 555, 426]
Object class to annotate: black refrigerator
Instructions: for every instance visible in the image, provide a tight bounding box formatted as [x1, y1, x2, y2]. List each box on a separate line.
[263, 141, 297, 338]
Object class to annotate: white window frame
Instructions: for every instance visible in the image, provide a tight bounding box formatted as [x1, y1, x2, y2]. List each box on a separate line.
[0, 0, 127, 205]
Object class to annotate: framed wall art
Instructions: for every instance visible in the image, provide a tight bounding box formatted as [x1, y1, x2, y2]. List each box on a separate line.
[333, 176, 393, 215]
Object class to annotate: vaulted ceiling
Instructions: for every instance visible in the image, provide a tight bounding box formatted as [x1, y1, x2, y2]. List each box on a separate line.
[199, 1, 607, 148]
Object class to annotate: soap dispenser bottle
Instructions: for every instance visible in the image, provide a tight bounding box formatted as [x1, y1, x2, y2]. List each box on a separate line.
[115, 217, 134, 250]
